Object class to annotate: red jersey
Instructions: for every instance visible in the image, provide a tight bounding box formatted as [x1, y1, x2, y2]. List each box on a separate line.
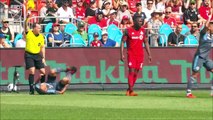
[199, 6, 211, 20]
[124, 27, 146, 57]
[90, 40, 102, 47]
[128, 0, 140, 13]
[88, 16, 107, 28]
[164, 17, 177, 27]
[75, 7, 86, 20]
[107, 19, 119, 27]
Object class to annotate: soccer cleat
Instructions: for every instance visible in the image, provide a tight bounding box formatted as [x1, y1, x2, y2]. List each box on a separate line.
[129, 91, 138, 96]
[126, 90, 130, 96]
[186, 93, 196, 98]
[29, 91, 34, 95]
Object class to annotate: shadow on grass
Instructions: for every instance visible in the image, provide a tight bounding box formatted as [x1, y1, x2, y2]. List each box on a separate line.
[86, 93, 126, 96]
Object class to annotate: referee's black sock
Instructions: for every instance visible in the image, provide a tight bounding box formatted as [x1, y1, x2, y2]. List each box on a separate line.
[40, 75, 46, 83]
[29, 74, 34, 94]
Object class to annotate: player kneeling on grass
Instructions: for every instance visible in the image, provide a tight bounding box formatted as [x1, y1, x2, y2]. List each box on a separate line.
[186, 10, 213, 98]
[35, 66, 77, 94]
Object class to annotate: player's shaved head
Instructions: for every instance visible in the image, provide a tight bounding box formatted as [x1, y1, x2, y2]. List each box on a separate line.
[133, 15, 143, 30]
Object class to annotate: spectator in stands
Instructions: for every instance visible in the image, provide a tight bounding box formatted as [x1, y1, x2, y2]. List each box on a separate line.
[116, 1, 133, 23]
[88, 9, 107, 28]
[0, 33, 11, 48]
[56, 0, 75, 24]
[163, 7, 177, 28]
[133, 2, 147, 26]
[190, 22, 200, 40]
[85, 0, 98, 19]
[198, 0, 211, 20]
[40, 0, 57, 23]
[102, 0, 111, 18]
[112, 0, 128, 10]
[0, 18, 14, 46]
[166, 0, 182, 13]
[107, 9, 119, 27]
[90, 32, 102, 47]
[73, 0, 86, 20]
[183, 0, 202, 25]
[156, 0, 166, 12]
[54, 0, 72, 8]
[15, 39, 26, 48]
[73, 21, 88, 43]
[196, 0, 204, 9]
[100, 30, 119, 47]
[15, 32, 26, 48]
[119, 15, 132, 31]
[46, 7, 58, 23]
[147, 10, 163, 47]
[143, 0, 156, 21]
[47, 23, 64, 47]
[141, 0, 147, 7]
[168, 24, 185, 46]
[112, 0, 121, 10]
[128, 0, 141, 14]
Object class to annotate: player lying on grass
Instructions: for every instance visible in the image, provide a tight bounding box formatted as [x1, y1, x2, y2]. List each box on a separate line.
[35, 66, 77, 94]
[186, 9, 213, 98]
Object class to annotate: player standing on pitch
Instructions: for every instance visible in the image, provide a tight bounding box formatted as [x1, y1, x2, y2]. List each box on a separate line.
[24, 12, 46, 95]
[120, 15, 152, 96]
[186, 9, 213, 98]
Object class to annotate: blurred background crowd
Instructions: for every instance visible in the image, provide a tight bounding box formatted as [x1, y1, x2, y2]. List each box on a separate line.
[0, 0, 212, 48]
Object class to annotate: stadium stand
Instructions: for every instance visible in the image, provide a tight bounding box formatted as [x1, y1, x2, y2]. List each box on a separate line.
[88, 24, 102, 45]
[183, 34, 199, 46]
[107, 24, 123, 45]
[1, 0, 213, 48]
[158, 23, 173, 47]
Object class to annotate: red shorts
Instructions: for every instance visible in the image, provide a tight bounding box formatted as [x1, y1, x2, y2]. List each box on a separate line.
[127, 55, 144, 70]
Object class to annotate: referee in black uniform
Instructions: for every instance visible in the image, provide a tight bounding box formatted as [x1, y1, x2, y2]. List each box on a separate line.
[24, 14, 46, 95]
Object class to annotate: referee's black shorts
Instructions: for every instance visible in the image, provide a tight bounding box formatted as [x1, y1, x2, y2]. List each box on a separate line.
[24, 52, 45, 70]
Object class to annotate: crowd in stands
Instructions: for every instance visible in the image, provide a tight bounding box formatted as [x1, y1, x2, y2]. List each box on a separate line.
[0, 0, 213, 48]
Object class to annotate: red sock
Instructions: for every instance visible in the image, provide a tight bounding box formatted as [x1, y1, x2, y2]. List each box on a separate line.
[128, 72, 135, 91]
[133, 73, 138, 86]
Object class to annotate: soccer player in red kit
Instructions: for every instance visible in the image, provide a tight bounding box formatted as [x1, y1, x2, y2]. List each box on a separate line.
[120, 15, 152, 96]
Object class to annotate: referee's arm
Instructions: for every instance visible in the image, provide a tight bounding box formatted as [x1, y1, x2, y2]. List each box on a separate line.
[24, 13, 30, 37]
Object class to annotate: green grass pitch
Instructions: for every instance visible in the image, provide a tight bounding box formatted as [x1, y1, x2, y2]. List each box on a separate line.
[0, 90, 212, 120]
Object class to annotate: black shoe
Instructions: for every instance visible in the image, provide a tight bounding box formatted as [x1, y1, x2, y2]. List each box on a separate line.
[29, 90, 34, 95]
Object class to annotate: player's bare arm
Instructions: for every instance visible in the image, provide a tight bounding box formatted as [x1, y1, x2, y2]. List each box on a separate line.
[120, 29, 128, 62]
[143, 37, 152, 63]
[57, 84, 69, 94]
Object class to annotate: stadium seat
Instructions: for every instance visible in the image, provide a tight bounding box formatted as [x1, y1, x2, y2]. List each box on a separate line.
[69, 34, 86, 47]
[181, 24, 190, 35]
[183, 34, 198, 46]
[5, 38, 13, 47]
[63, 23, 78, 43]
[14, 33, 23, 46]
[88, 24, 102, 45]
[44, 23, 53, 33]
[64, 23, 77, 35]
[107, 24, 123, 44]
[158, 23, 173, 46]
